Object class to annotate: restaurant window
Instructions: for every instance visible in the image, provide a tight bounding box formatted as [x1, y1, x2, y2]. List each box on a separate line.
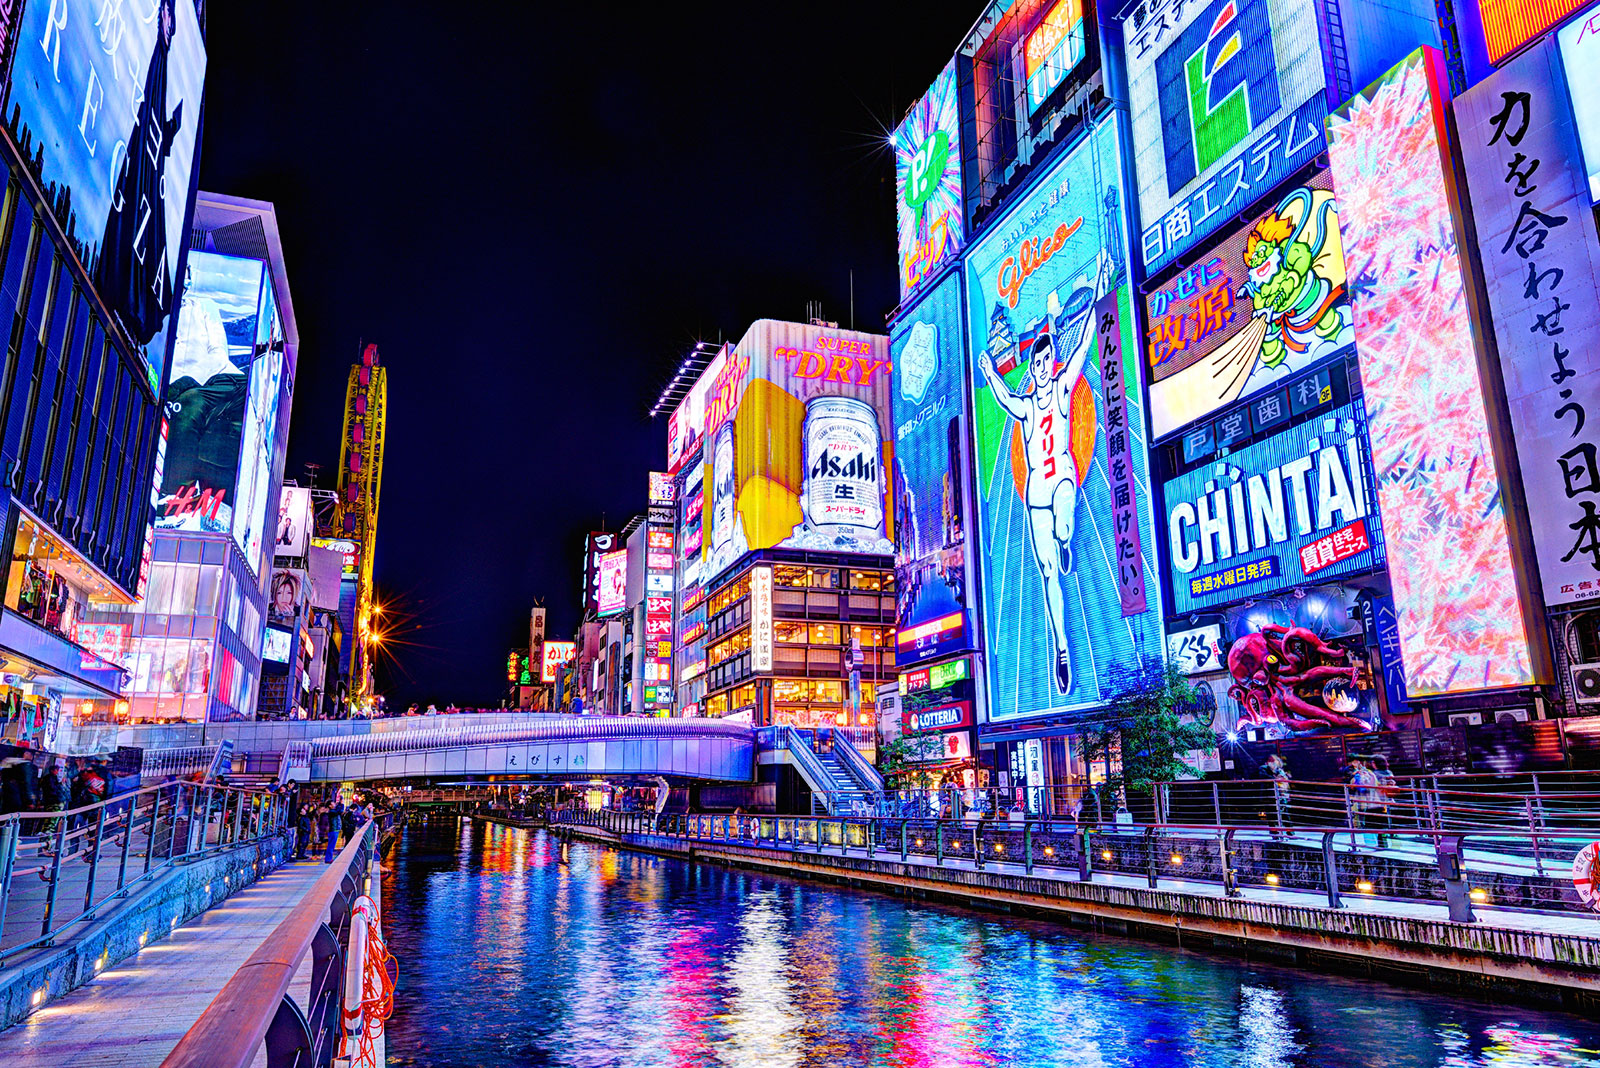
[774, 621, 808, 644]
[706, 691, 730, 718]
[709, 574, 750, 616]
[708, 629, 750, 668]
[850, 625, 888, 647]
[808, 622, 840, 645]
[849, 570, 889, 592]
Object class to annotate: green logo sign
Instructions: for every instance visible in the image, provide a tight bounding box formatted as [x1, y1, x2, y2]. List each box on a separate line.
[904, 129, 951, 224]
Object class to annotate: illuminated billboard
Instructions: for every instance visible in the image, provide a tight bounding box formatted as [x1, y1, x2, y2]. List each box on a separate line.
[687, 321, 893, 587]
[275, 487, 313, 558]
[597, 549, 627, 616]
[1481, 0, 1592, 63]
[5, 0, 207, 391]
[1459, 37, 1600, 609]
[155, 252, 267, 538]
[1558, 5, 1600, 203]
[1164, 402, 1384, 614]
[311, 537, 359, 578]
[1124, 0, 1328, 272]
[894, 59, 966, 298]
[964, 124, 1162, 721]
[582, 532, 617, 614]
[891, 272, 974, 666]
[1327, 47, 1535, 695]
[262, 626, 292, 664]
[541, 641, 576, 684]
[1025, 0, 1087, 116]
[233, 280, 285, 574]
[1144, 170, 1356, 439]
[269, 568, 306, 622]
[666, 344, 730, 474]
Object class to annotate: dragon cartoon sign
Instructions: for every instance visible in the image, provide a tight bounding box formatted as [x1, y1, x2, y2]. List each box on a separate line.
[1144, 170, 1356, 440]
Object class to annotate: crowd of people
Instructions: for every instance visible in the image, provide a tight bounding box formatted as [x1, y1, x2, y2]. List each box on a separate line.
[0, 752, 118, 837]
[286, 786, 380, 862]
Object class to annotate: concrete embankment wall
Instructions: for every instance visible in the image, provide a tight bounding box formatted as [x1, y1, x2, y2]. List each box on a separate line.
[553, 822, 1600, 1010]
[0, 831, 292, 1031]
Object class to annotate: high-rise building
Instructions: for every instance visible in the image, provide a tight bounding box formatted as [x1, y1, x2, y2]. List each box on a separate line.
[104, 194, 298, 724]
[0, 3, 208, 752]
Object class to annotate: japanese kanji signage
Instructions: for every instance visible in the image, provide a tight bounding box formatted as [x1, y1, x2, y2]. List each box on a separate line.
[1097, 289, 1148, 615]
[1123, 0, 1328, 273]
[1144, 169, 1356, 439]
[1163, 402, 1384, 614]
[1457, 38, 1600, 610]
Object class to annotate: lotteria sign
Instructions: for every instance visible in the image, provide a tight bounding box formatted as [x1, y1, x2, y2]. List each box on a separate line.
[1164, 402, 1384, 613]
[903, 701, 974, 733]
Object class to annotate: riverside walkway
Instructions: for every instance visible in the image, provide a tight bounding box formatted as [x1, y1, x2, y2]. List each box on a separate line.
[0, 857, 330, 1067]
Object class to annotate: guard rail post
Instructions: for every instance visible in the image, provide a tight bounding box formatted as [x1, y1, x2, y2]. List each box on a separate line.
[1212, 782, 1222, 827]
[1220, 829, 1240, 897]
[1144, 827, 1159, 889]
[42, 817, 67, 936]
[83, 806, 108, 912]
[1024, 820, 1034, 874]
[936, 821, 944, 867]
[1079, 830, 1092, 881]
[0, 819, 15, 936]
[972, 822, 983, 870]
[900, 820, 909, 862]
[1526, 799, 1546, 877]
[1437, 835, 1476, 922]
[1321, 832, 1343, 908]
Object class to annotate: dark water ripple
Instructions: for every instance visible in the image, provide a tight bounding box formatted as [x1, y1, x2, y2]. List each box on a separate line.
[379, 819, 1600, 1068]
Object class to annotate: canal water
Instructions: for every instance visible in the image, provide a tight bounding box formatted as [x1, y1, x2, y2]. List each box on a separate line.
[381, 819, 1600, 1068]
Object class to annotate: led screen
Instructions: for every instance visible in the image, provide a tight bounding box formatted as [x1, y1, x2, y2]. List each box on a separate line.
[155, 251, 266, 536]
[687, 321, 892, 588]
[1558, 5, 1600, 203]
[894, 60, 965, 299]
[262, 626, 292, 664]
[234, 280, 285, 574]
[1481, 0, 1592, 63]
[1164, 402, 1384, 614]
[964, 123, 1162, 721]
[1327, 47, 1534, 695]
[1144, 170, 1356, 439]
[891, 272, 974, 666]
[597, 549, 627, 616]
[1124, 0, 1328, 273]
[5, 0, 207, 391]
[1458, 37, 1600, 609]
[275, 487, 313, 558]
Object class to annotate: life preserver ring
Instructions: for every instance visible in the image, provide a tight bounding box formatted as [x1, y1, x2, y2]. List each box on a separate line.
[1574, 842, 1600, 911]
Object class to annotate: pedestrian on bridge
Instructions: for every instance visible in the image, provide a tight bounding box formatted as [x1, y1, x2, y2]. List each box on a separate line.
[294, 803, 313, 860]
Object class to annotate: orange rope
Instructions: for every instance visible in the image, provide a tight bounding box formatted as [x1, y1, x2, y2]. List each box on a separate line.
[341, 923, 398, 1068]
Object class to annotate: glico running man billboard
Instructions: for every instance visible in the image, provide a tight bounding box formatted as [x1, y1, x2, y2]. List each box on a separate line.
[894, 59, 965, 300]
[1164, 402, 1384, 615]
[1124, 0, 1328, 273]
[5, 0, 208, 392]
[155, 251, 269, 544]
[1144, 170, 1356, 440]
[891, 272, 973, 667]
[965, 121, 1162, 721]
[1327, 48, 1536, 695]
[686, 321, 893, 588]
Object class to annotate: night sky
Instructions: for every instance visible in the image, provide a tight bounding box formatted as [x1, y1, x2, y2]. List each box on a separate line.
[199, 3, 979, 707]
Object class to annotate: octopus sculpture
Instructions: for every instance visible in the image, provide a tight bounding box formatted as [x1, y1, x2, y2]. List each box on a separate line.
[1226, 624, 1367, 732]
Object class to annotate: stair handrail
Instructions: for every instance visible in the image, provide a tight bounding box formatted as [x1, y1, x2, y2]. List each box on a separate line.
[777, 726, 849, 815]
[831, 732, 885, 805]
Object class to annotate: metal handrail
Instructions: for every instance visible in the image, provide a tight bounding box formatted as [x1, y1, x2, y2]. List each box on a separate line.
[832, 734, 885, 799]
[558, 806, 1594, 921]
[0, 780, 291, 960]
[161, 818, 385, 1068]
[140, 745, 221, 781]
[775, 727, 850, 814]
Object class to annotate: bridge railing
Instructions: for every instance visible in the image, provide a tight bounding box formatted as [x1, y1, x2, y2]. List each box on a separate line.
[162, 816, 390, 1068]
[0, 780, 291, 960]
[140, 745, 221, 782]
[557, 803, 1594, 921]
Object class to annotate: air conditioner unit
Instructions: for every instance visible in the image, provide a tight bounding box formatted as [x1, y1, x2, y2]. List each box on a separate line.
[1494, 709, 1531, 724]
[1447, 712, 1483, 727]
[1571, 662, 1600, 706]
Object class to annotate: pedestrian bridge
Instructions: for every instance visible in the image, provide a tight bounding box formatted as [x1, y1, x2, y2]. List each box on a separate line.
[297, 716, 756, 783]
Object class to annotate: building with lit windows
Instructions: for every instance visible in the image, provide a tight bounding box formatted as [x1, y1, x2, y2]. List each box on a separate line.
[0, 1, 208, 754]
[94, 195, 298, 724]
[702, 553, 895, 728]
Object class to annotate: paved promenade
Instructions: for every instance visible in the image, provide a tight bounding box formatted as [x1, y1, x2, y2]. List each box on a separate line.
[0, 856, 328, 1068]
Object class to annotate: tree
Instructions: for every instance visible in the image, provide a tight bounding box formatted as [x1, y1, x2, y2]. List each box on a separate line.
[1079, 659, 1219, 812]
[878, 725, 944, 789]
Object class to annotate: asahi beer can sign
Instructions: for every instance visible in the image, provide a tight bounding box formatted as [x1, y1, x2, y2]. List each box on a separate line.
[710, 424, 736, 554]
[803, 397, 883, 538]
